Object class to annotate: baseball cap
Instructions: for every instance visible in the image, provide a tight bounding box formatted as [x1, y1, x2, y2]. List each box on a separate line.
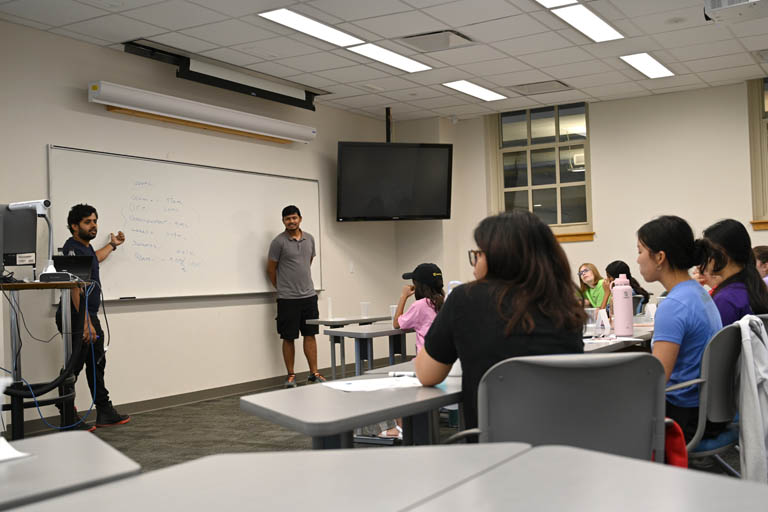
[402, 263, 443, 289]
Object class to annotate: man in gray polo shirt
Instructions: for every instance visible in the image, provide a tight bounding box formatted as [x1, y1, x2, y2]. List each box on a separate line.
[267, 205, 325, 388]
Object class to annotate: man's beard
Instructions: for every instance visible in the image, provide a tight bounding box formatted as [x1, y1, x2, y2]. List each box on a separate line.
[78, 227, 96, 241]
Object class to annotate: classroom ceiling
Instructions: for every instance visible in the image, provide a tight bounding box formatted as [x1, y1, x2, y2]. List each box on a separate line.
[2, 0, 768, 121]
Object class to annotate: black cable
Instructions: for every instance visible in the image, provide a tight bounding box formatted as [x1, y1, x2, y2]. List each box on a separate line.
[1, 290, 59, 344]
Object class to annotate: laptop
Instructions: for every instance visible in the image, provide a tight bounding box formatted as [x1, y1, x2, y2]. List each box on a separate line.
[52, 255, 92, 281]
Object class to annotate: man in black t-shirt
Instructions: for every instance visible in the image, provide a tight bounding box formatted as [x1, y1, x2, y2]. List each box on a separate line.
[57, 203, 130, 429]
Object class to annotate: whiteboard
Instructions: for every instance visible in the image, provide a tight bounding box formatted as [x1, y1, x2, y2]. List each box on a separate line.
[48, 146, 322, 299]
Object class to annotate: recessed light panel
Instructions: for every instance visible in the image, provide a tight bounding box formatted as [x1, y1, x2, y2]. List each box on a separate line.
[551, 4, 623, 43]
[443, 80, 506, 101]
[259, 9, 363, 47]
[348, 44, 431, 73]
[534, 0, 578, 7]
[620, 53, 674, 79]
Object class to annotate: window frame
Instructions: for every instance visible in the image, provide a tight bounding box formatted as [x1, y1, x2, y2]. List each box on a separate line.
[748, 78, 768, 230]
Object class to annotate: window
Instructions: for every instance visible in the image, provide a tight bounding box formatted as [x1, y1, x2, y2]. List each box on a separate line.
[748, 78, 768, 229]
[495, 103, 592, 241]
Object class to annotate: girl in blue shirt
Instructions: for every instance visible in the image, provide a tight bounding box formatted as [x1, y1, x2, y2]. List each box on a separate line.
[636, 215, 723, 441]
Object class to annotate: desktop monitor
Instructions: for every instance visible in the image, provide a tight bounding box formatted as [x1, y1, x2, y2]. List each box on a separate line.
[0, 205, 37, 274]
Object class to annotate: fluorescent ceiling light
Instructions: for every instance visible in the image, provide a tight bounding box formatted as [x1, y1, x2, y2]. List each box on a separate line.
[259, 9, 363, 47]
[347, 44, 431, 73]
[620, 53, 674, 79]
[551, 4, 623, 43]
[443, 80, 506, 101]
[534, 0, 577, 7]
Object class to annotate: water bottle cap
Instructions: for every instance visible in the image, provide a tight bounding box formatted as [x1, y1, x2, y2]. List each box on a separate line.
[614, 273, 630, 286]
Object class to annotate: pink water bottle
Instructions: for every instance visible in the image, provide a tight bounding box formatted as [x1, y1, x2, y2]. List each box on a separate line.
[612, 274, 633, 336]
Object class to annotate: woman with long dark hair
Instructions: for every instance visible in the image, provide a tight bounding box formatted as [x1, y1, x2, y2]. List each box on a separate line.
[636, 215, 723, 441]
[605, 260, 650, 314]
[414, 211, 585, 429]
[697, 219, 768, 325]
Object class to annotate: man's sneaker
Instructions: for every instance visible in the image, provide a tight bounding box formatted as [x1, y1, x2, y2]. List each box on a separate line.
[95, 401, 131, 427]
[307, 372, 326, 384]
[285, 373, 297, 388]
[67, 413, 95, 432]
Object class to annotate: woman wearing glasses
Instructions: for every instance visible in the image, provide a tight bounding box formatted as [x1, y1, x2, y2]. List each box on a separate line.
[414, 211, 585, 430]
[578, 263, 611, 309]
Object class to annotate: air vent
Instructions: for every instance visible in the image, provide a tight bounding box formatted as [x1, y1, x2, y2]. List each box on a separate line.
[755, 49, 768, 62]
[398, 30, 473, 52]
[508, 80, 571, 96]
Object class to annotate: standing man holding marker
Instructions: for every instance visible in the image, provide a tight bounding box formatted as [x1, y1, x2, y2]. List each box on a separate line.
[56, 204, 130, 429]
[267, 205, 325, 388]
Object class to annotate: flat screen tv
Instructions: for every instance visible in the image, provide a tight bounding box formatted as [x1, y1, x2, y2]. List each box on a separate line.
[337, 142, 452, 221]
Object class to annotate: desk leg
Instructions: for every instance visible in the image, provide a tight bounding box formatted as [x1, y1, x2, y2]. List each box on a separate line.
[8, 290, 24, 440]
[339, 337, 346, 378]
[388, 336, 395, 366]
[367, 339, 373, 371]
[403, 410, 439, 446]
[59, 289, 76, 428]
[311, 431, 353, 449]
[400, 334, 407, 363]
[355, 339, 362, 376]
[329, 337, 337, 381]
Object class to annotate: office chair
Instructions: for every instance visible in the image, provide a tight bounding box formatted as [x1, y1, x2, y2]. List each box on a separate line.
[666, 323, 741, 476]
[446, 353, 666, 462]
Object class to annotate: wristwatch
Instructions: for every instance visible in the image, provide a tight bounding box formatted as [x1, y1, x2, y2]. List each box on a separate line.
[109, 241, 117, 250]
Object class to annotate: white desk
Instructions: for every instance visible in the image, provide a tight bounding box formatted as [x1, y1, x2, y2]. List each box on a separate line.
[584, 325, 653, 353]
[0, 432, 140, 510]
[11, 443, 531, 511]
[240, 373, 461, 449]
[410, 445, 768, 511]
[306, 315, 391, 379]
[323, 323, 412, 376]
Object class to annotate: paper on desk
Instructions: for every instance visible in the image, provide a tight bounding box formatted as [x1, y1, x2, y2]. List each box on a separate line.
[0, 437, 30, 463]
[584, 336, 640, 343]
[322, 377, 422, 392]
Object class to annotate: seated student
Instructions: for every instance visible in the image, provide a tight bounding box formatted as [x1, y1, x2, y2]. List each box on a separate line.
[414, 211, 585, 430]
[697, 219, 768, 325]
[605, 260, 650, 314]
[753, 245, 768, 287]
[636, 215, 723, 442]
[578, 262, 610, 309]
[393, 263, 444, 353]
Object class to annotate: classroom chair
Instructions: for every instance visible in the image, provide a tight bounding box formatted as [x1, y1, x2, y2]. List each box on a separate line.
[446, 353, 666, 462]
[666, 323, 741, 476]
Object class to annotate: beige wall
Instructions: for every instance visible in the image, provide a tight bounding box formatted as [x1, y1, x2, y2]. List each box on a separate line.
[0, 21, 402, 418]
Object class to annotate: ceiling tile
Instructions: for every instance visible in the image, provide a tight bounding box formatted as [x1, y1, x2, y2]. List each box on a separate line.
[669, 39, 746, 61]
[432, 104, 493, 116]
[233, 37, 321, 59]
[239, 13, 294, 35]
[0, 0, 107, 26]
[406, 67, 470, 85]
[484, 96, 541, 110]
[330, 93, 393, 108]
[50, 27, 112, 45]
[76, 0, 165, 12]
[763, 63, 768, 74]
[609, 18, 644, 38]
[637, 73, 704, 90]
[526, 89, 592, 105]
[307, 0, 412, 21]
[62, 14, 165, 42]
[457, 57, 531, 76]
[582, 36, 662, 59]
[381, 86, 445, 101]
[594, 88, 651, 101]
[557, 28, 593, 46]
[665, 61, 692, 75]
[696, 64, 765, 84]
[351, 75, 420, 92]
[730, 17, 768, 38]
[147, 32, 217, 53]
[408, 95, 470, 109]
[361, 101, 423, 113]
[652, 24, 733, 49]
[285, 73, 337, 88]
[0, 11, 50, 29]
[188, 0, 293, 17]
[684, 52, 756, 73]
[314, 65, 391, 82]
[426, 45, 507, 66]
[275, 52, 359, 72]
[315, 83, 367, 99]
[332, 48, 372, 64]
[122, 0, 226, 30]
[505, 0, 545, 13]
[586, 0, 625, 21]
[458, 14, 549, 44]
[517, 46, 594, 68]
[652, 82, 710, 95]
[608, 0, 702, 18]
[626, 5, 707, 34]
[352, 11, 447, 38]
[529, 10, 568, 31]
[288, 33, 337, 51]
[741, 34, 768, 52]
[402, 0, 454, 7]
[389, 110, 439, 120]
[564, 70, 633, 88]
[245, 61, 304, 78]
[199, 47, 260, 66]
[334, 21, 385, 42]
[289, 3, 343, 24]
[424, 0, 520, 27]
[486, 69, 555, 86]
[181, 19, 277, 46]
[542, 59, 614, 79]
[581, 81, 647, 97]
[492, 32, 573, 57]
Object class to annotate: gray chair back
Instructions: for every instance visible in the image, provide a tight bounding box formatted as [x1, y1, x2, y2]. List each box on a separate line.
[477, 353, 666, 461]
[699, 324, 741, 425]
[632, 294, 644, 314]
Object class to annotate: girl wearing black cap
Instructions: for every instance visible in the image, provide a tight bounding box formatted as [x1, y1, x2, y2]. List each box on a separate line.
[394, 263, 445, 354]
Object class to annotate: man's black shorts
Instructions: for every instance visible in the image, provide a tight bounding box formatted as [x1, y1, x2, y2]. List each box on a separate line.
[276, 295, 319, 340]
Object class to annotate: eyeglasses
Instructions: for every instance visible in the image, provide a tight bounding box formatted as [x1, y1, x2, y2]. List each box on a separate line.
[578, 269, 589, 276]
[468, 250, 483, 267]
